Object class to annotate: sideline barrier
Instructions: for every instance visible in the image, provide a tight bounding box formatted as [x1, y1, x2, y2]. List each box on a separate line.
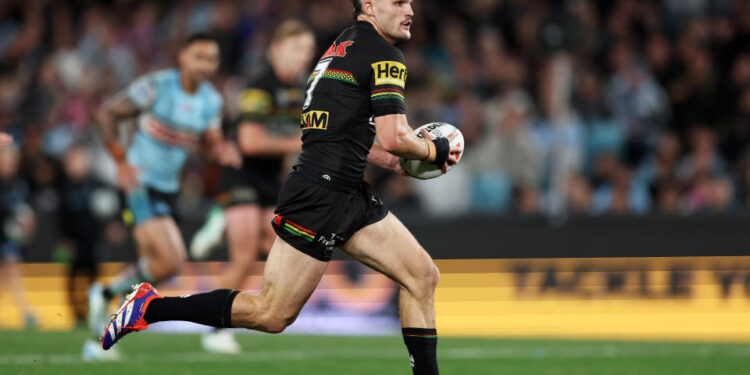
[3, 256, 750, 341]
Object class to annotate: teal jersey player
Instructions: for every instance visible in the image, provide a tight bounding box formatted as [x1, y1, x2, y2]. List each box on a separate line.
[84, 34, 241, 361]
[126, 68, 223, 193]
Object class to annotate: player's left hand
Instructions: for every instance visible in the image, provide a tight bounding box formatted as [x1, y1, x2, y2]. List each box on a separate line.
[215, 141, 242, 169]
[387, 154, 408, 176]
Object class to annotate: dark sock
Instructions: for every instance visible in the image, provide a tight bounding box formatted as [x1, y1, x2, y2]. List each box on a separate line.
[144, 289, 240, 328]
[402, 328, 439, 375]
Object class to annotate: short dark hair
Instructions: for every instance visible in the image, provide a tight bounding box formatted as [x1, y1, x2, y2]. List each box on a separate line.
[351, 0, 363, 19]
[183, 33, 218, 49]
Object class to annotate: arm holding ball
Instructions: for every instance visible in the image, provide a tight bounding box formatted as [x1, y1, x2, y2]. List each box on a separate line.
[371, 114, 460, 175]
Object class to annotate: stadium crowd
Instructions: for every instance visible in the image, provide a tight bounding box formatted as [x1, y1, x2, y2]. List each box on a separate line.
[0, 0, 748, 225]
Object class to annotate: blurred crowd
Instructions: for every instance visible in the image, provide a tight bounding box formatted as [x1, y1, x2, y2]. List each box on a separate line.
[0, 0, 748, 232]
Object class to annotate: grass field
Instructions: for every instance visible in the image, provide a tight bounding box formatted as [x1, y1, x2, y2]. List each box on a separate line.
[1, 329, 749, 374]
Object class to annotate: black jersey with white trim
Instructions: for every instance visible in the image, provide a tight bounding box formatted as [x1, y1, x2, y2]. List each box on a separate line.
[297, 21, 407, 184]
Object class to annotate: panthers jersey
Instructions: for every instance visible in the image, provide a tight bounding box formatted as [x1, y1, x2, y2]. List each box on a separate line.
[126, 69, 223, 193]
[297, 21, 407, 184]
[223, 62, 305, 185]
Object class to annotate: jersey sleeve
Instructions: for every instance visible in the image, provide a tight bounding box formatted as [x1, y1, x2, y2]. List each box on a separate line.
[236, 87, 274, 123]
[126, 73, 160, 110]
[367, 46, 407, 117]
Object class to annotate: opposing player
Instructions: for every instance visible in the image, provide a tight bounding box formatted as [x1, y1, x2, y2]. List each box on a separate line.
[83, 34, 240, 360]
[190, 20, 316, 354]
[103, 2, 458, 374]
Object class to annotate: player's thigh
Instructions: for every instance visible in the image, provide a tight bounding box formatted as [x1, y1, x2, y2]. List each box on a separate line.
[339, 212, 438, 296]
[256, 236, 328, 316]
[258, 207, 276, 255]
[135, 217, 186, 262]
[225, 204, 262, 256]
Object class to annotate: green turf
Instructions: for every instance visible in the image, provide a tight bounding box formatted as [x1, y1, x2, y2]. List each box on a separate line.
[0, 329, 749, 374]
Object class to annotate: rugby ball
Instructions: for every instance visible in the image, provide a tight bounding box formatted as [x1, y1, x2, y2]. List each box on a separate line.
[399, 122, 464, 180]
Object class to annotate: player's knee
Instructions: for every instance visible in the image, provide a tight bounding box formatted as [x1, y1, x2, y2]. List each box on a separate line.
[409, 262, 440, 300]
[424, 263, 440, 293]
[257, 311, 297, 334]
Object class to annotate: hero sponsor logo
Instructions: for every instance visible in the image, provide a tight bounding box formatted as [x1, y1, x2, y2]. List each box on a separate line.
[300, 110, 329, 130]
[372, 61, 407, 88]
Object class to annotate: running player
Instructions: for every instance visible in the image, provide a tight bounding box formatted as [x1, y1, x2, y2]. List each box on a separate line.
[190, 20, 316, 354]
[103, 2, 458, 374]
[83, 33, 240, 360]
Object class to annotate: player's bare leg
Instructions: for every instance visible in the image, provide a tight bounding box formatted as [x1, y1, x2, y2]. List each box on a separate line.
[258, 207, 277, 257]
[341, 212, 440, 374]
[89, 218, 186, 340]
[101, 236, 328, 350]
[105, 218, 186, 291]
[134, 218, 187, 280]
[229, 237, 327, 332]
[221, 205, 262, 289]
[201, 204, 262, 354]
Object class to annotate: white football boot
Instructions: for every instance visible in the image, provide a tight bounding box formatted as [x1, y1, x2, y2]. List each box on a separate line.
[190, 205, 226, 260]
[82, 338, 121, 361]
[201, 329, 241, 354]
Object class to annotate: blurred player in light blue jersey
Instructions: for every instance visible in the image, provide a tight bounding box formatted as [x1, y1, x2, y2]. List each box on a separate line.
[83, 33, 240, 360]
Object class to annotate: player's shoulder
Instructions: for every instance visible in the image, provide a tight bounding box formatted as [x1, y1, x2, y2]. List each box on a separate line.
[139, 68, 179, 87]
[246, 63, 278, 90]
[127, 69, 176, 103]
[348, 21, 404, 62]
[198, 80, 223, 108]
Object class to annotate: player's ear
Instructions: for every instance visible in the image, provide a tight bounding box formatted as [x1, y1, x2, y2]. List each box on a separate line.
[363, 0, 376, 17]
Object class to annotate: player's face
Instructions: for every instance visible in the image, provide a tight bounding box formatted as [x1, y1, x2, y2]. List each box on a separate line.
[272, 33, 316, 77]
[179, 41, 220, 83]
[373, 0, 414, 42]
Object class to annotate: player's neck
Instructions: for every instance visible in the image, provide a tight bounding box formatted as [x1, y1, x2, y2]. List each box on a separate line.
[357, 15, 395, 44]
[178, 70, 200, 94]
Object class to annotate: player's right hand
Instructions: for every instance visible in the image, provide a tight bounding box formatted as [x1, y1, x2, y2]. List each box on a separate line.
[116, 162, 140, 193]
[419, 129, 461, 174]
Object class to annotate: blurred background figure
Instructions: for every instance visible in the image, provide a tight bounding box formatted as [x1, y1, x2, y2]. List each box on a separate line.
[82, 33, 240, 360]
[190, 19, 316, 355]
[0, 146, 36, 328]
[59, 142, 119, 326]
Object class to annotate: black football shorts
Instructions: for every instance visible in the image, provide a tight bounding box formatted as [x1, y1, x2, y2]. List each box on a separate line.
[272, 166, 388, 261]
